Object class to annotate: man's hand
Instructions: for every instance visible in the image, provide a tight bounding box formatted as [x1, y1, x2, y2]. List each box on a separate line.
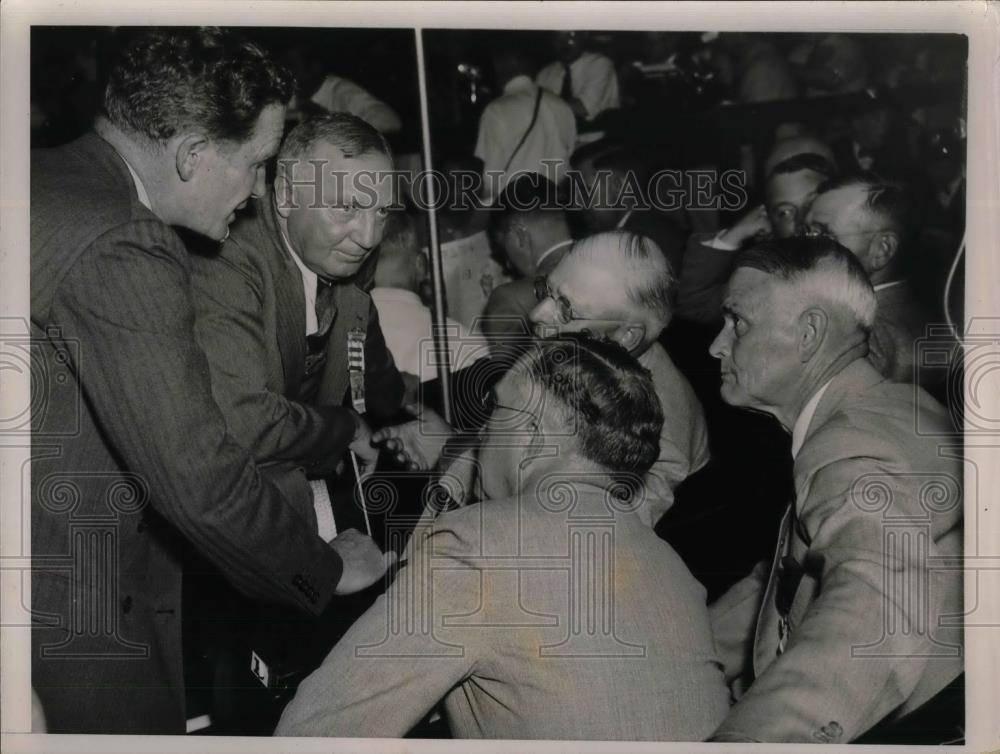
[371, 404, 454, 470]
[329, 528, 397, 595]
[349, 412, 379, 480]
[718, 204, 772, 248]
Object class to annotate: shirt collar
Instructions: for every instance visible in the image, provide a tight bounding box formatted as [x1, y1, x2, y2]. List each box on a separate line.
[873, 279, 905, 292]
[535, 239, 574, 272]
[504, 75, 535, 95]
[118, 154, 151, 210]
[791, 379, 833, 459]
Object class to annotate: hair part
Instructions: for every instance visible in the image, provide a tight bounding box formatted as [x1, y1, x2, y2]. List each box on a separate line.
[103, 27, 294, 145]
[520, 334, 663, 479]
[572, 231, 677, 327]
[734, 235, 877, 331]
[816, 172, 914, 242]
[278, 112, 392, 166]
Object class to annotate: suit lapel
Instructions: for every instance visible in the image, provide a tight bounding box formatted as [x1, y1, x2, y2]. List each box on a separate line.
[260, 198, 308, 396]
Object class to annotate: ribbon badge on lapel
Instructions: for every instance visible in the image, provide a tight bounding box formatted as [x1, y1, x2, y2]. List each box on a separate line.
[347, 327, 367, 414]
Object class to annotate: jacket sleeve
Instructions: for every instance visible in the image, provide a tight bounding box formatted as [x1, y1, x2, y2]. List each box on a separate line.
[53, 221, 343, 613]
[481, 284, 534, 354]
[676, 232, 739, 325]
[189, 249, 358, 476]
[708, 560, 769, 688]
[712, 456, 957, 742]
[274, 514, 480, 737]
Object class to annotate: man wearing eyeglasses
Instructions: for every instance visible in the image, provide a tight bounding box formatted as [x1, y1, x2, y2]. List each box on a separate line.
[275, 335, 730, 740]
[527, 230, 710, 527]
[706, 236, 961, 743]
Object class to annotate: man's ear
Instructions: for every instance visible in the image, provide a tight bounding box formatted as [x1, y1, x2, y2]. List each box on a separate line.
[866, 231, 900, 273]
[273, 172, 294, 219]
[798, 307, 828, 362]
[610, 323, 647, 354]
[175, 133, 209, 183]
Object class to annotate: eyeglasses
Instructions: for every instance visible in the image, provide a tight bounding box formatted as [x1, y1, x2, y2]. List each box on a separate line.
[533, 275, 626, 333]
[478, 388, 539, 433]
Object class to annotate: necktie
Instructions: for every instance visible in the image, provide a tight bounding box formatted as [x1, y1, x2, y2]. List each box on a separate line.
[314, 279, 336, 339]
[560, 61, 574, 101]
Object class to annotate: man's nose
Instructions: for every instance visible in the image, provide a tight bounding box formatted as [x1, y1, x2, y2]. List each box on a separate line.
[352, 211, 379, 249]
[528, 298, 556, 326]
[708, 326, 729, 360]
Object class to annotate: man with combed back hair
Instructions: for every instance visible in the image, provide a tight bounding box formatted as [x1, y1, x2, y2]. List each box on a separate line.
[803, 173, 941, 390]
[30, 29, 392, 733]
[529, 230, 711, 527]
[276, 335, 730, 740]
[707, 236, 962, 743]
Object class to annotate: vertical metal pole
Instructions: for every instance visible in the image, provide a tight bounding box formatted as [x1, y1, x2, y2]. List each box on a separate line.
[415, 28, 453, 424]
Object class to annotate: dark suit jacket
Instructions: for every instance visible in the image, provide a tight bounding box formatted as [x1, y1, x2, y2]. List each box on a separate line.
[710, 359, 962, 742]
[189, 197, 403, 476]
[622, 208, 688, 276]
[29, 134, 342, 733]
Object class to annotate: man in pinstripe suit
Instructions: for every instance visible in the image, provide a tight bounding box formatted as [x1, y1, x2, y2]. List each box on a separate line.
[29, 28, 393, 734]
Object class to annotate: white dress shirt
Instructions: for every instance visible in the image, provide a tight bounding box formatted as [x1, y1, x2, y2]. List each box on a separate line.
[474, 75, 577, 202]
[310, 75, 402, 134]
[536, 51, 620, 121]
[370, 287, 483, 381]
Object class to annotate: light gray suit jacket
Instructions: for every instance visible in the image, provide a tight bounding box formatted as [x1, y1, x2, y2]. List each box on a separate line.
[709, 358, 963, 742]
[275, 478, 730, 740]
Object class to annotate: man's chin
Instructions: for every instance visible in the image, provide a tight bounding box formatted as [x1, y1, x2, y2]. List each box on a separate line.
[718, 381, 746, 407]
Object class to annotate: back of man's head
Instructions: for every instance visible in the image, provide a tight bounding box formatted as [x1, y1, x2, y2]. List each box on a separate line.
[522, 333, 663, 479]
[103, 27, 293, 145]
[492, 174, 568, 276]
[572, 231, 677, 332]
[734, 235, 877, 335]
[374, 211, 424, 292]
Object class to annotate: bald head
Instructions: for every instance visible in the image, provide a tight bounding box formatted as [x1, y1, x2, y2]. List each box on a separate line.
[571, 231, 676, 328]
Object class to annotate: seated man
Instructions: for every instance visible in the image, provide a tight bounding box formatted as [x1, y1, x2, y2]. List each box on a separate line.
[190, 113, 405, 533]
[529, 231, 710, 526]
[480, 175, 574, 351]
[707, 236, 962, 742]
[802, 173, 945, 390]
[371, 210, 481, 384]
[275, 336, 730, 740]
[677, 150, 837, 326]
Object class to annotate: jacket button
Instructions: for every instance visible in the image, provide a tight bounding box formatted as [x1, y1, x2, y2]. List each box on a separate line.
[121, 596, 133, 614]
